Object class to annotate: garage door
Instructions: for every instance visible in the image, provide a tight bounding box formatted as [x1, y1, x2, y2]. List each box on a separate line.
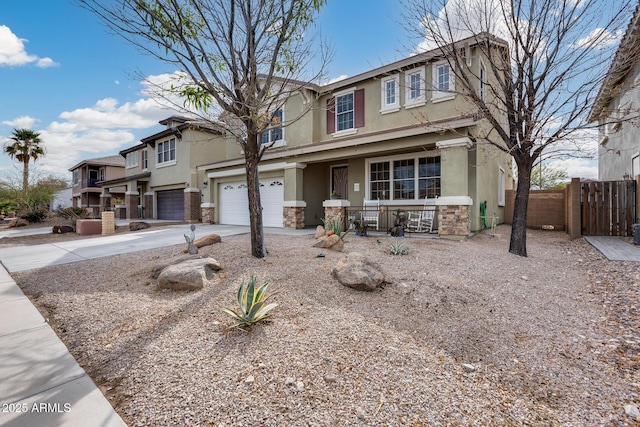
[219, 179, 283, 227]
[157, 189, 184, 220]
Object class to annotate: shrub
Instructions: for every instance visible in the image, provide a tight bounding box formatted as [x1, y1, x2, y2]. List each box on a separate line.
[19, 208, 49, 223]
[388, 240, 409, 256]
[322, 217, 346, 239]
[221, 275, 278, 329]
[57, 206, 91, 220]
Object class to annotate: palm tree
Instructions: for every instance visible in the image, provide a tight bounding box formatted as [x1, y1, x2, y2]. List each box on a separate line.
[4, 129, 45, 194]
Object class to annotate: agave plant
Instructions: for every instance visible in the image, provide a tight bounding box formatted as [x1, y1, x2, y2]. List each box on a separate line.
[221, 275, 278, 328]
[388, 239, 409, 256]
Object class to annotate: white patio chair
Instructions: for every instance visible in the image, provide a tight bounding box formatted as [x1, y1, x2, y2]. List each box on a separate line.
[406, 198, 436, 232]
[360, 199, 380, 230]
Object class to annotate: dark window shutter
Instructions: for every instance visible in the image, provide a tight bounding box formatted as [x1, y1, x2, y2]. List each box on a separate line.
[326, 97, 335, 134]
[355, 88, 365, 128]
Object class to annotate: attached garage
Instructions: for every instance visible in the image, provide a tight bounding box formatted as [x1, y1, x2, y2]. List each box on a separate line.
[219, 179, 284, 227]
[157, 189, 184, 220]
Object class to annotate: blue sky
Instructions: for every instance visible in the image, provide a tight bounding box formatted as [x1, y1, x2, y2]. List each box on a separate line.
[0, 0, 617, 182]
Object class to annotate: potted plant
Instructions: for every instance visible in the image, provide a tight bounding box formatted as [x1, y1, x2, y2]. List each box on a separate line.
[330, 191, 341, 200]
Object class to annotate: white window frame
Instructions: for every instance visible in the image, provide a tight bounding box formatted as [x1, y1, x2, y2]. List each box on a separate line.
[332, 87, 357, 137]
[632, 153, 639, 180]
[479, 60, 487, 102]
[404, 67, 426, 109]
[498, 167, 506, 207]
[72, 170, 79, 185]
[156, 138, 176, 167]
[380, 74, 400, 114]
[432, 60, 455, 103]
[261, 107, 286, 148]
[365, 152, 441, 203]
[141, 149, 148, 170]
[98, 168, 105, 182]
[125, 151, 139, 169]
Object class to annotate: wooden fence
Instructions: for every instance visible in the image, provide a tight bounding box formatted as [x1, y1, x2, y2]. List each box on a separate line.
[581, 180, 635, 236]
[504, 177, 638, 238]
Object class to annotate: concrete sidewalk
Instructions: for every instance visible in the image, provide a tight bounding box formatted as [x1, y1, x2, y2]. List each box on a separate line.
[584, 235, 640, 262]
[0, 224, 314, 426]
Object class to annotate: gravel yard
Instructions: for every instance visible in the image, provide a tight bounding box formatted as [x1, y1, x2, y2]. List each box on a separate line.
[10, 225, 640, 426]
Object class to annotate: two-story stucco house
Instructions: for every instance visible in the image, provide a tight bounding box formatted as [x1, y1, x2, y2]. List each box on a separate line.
[198, 34, 514, 238]
[99, 116, 234, 221]
[69, 155, 125, 216]
[589, 3, 640, 181]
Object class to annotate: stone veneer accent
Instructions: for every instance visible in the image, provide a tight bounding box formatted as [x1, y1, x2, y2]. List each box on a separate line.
[101, 211, 115, 235]
[201, 203, 215, 224]
[184, 189, 201, 223]
[437, 204, 471, 237]
[125, 191, 139, 220]
[322, 199, 350, 230]
[283, 207, 305, 229]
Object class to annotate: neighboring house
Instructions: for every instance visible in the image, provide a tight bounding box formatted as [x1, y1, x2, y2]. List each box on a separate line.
[99, 116, 233, 221]
[197, 33, 514, 238]
[50, 187, 72, 212]
[589, 3, 640, 181]
[69, 155, 125, 216]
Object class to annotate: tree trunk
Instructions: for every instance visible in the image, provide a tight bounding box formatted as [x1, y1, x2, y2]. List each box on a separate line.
[244, 133, 267, 258]
[22, 158, 29, 194]
[509, 164, 531, 257]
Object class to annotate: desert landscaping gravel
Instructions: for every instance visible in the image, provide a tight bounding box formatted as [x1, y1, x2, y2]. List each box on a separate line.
[9, 225, 640, 426]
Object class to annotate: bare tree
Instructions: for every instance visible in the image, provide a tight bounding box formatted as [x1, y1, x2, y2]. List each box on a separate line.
[402, 0, 635, 256]
[80, 0, 329, 258]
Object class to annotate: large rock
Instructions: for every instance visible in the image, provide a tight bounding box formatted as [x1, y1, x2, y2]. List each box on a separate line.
[129, 221, 150, 231]
[7, 218, 28, 227]
[314, 225, 326, 238]
[158, 258, 222, 291]
[183, 233, 222, 252]
[332, 252, 385, 291]
[52, 225, 74, 234]
[313, 234, 343, 252]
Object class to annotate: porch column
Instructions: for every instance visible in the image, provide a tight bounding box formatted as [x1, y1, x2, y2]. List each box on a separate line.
[125, 191, 139, 220]
[144, 192, 154, 219]
[184, 188, 201, 223]
[323, 199, 351, 230]
[435, 196, 473, 239]
[201, 202, 215, 224]
[283, 162, 307, 229]
[100, 191, 111, 213]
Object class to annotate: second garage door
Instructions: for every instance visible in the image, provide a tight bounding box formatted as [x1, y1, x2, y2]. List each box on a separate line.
[219, 179, 283, 227]
[157, 189, 184, 220]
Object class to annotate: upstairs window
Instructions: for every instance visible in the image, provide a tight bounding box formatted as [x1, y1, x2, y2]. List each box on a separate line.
[479, 61, 487, 101]
[404, 67, 425, 108]
[380, 75, 400, 113]
[125, 151, 139, 168]
[141, 149, 148, 170]
[72, 170, 79, 185]
[261, 107, 284, 147]
[326, 88, 365, 136]
[336, 92, 354, 131]
[432, 60, 455, 102]
[157, 138, 176, 165]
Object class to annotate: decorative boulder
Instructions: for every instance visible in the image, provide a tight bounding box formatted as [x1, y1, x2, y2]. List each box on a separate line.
[314, 225, 326, 238]
[313, 234, 343, 252]
[332, 252, 385, 291]
[129, 221, 151, 231]
[183, 234, 222, 252]
[7, 218, 28, 227]
[52, 225, 74, 234]
[158, 257, 222, 291]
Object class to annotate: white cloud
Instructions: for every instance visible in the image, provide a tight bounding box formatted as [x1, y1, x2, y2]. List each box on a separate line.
[2, 116, 38, 129]
[326, 74, 349, 84]
[549, 158, 598, 180]
[0, 25, 58, 67]
[571, 28, 623, 50]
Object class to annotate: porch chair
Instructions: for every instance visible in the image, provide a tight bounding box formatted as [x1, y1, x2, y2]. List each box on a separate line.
[406, 198, 436, 233]
[360, 199, 380, 230]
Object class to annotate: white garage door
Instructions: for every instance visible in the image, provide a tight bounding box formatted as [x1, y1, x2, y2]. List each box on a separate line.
[219, 179, 284, 227]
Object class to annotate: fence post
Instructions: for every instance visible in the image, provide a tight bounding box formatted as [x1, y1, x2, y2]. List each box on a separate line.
[567, 177, 581, 239]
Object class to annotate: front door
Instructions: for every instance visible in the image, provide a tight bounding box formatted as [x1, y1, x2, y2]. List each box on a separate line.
[331, 165, 348, 199]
